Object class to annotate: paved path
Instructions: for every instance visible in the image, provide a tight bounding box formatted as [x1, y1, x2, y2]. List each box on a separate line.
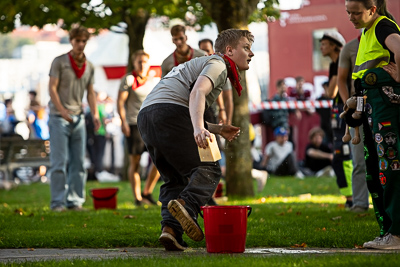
[1, 247, 399, 263]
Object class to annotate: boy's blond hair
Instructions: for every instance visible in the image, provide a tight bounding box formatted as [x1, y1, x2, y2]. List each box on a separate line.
[214, 29, 254, 53]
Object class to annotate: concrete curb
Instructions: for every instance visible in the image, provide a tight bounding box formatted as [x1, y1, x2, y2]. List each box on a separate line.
[1, 247, 399, 263]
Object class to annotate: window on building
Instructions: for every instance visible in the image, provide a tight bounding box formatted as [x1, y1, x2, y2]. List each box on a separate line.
[312, 28, 338, 72]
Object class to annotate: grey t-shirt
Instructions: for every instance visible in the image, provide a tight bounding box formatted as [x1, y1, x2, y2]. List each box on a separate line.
[48, 53, 95, 115]
[264, 141, 293, 172]
[141, 55, 228, 110]
[338, 38, 359, 95]
[119, 72, 160, 125]
[161, 48, 206, 77]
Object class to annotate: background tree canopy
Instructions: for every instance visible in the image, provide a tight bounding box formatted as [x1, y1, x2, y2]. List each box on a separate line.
[0, 0, 281, 197]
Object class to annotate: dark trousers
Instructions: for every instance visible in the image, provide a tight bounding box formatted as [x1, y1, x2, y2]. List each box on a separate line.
[332, 103, 353, 195]
[137, 103, 221, 236]
[87, 135, 107, 173]
[273, 154, 298, 176]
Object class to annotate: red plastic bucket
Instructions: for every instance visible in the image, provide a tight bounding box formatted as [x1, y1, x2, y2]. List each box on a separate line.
[90, 187, 119, 210]
[200, 205, 252, 253]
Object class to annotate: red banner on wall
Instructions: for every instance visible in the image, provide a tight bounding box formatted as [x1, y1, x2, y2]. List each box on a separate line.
[103, 66, 161, 80]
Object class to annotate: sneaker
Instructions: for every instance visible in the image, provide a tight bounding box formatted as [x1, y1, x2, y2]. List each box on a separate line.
[68, 206, 88, 211]
[363, 236, 384, 248]
[345, 200, 353, 208]
[167, 199, 204, 242]
[135, 199, 142, 206]
[96, 171, 120, 183]
[251, 169, 268, 192]
[51, 206, 66, 212]
[363, 233, 400, 249]
[315, 166, 334, 178]
[159, 225, 188, 251]
[295, 170, 305, 180]
[350, 205, 368, 213]
[142, 193, 157, 205]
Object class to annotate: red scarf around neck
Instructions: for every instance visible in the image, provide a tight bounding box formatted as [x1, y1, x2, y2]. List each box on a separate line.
[173, 46, 194, 66]
[68, 52, 86, 79]
[216, 52, 243, 96]
[131, 71, 148, 90]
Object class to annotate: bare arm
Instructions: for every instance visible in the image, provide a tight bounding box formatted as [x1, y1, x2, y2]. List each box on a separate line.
[190, 76, 213, 149]
[86, 83, 100, 131]
[222, 89, 233, 124]
[216, 93, 227, 124]
[48, 76, 73, 122]
[117, 90, 130, 137]
[383, 33, 400, 82]
[326, 76, 339, 99]
[337, 67, 350, 103]
[307, 148, 333, 161]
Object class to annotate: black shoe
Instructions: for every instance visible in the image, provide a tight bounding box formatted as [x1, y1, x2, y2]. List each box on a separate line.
[345, 200, 353, 208]
[142, 193, 157, 205]
[135, 199, 142, 206]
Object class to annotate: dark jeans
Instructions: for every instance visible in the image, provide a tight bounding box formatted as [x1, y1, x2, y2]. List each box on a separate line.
[272, 153, 298, 176]
[137, 103, 221, 236]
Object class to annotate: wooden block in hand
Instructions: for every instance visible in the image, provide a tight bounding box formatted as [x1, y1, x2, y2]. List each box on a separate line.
[198, 133, 221, 162]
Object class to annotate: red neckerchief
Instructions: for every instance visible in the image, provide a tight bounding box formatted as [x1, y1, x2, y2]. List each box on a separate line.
[68, 52, 86, 79]
[131, 71, 147, 90]
[173, 46, 194, 66]
[216, 52, 243, 96]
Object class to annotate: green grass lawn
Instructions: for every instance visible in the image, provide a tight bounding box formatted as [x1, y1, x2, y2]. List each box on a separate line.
[1, 175, 398, 266]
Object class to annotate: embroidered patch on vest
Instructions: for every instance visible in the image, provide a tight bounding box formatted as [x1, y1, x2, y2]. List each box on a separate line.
[375, 133, 383, 143]
[386, 147, 397, 160]
[365, 72, 377, 85]
[391, 160, 400, 171]
[379, 158, 388, 171]
[378, 121, 391, 130]
[384, 132, 397, 145]
[379, 172, 386, 185]
[377, 144, 385, 157]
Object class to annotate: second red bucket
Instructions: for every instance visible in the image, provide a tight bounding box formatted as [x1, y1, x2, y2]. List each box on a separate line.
[90, 187, 119, 210]
[200, 205, 252, 253]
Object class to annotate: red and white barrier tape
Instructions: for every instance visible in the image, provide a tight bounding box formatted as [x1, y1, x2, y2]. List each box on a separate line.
[250, 100, 333, 112]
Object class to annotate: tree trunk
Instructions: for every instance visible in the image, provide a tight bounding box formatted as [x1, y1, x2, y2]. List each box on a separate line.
[124, 9, 150, 72]
[121, 10, 150, 181]
[200, 0, 259, 197]
[225, 72, 254, 197]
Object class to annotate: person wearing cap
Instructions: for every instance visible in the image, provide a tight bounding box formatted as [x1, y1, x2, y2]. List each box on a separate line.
[346, 0, 400, 249]
[260, 127, 304, 179]
[320, 30, 354, 208]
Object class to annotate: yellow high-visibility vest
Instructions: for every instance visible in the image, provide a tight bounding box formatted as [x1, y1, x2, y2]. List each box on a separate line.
[352, 16, 400, 79]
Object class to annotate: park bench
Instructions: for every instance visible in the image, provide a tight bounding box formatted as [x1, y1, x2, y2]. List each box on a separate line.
[0, 136, 50, 181]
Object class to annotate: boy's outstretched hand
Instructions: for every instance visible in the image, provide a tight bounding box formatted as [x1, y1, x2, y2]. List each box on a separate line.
[220, 125, 240, 142]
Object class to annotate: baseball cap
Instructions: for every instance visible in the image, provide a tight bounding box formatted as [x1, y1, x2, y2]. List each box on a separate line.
[274, 127, 287, 137]
[320, 31, 346, 48]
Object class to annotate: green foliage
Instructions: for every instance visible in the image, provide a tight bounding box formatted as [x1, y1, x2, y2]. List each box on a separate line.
[0, 0, 212, 33]
[0, 33, 33, 58]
